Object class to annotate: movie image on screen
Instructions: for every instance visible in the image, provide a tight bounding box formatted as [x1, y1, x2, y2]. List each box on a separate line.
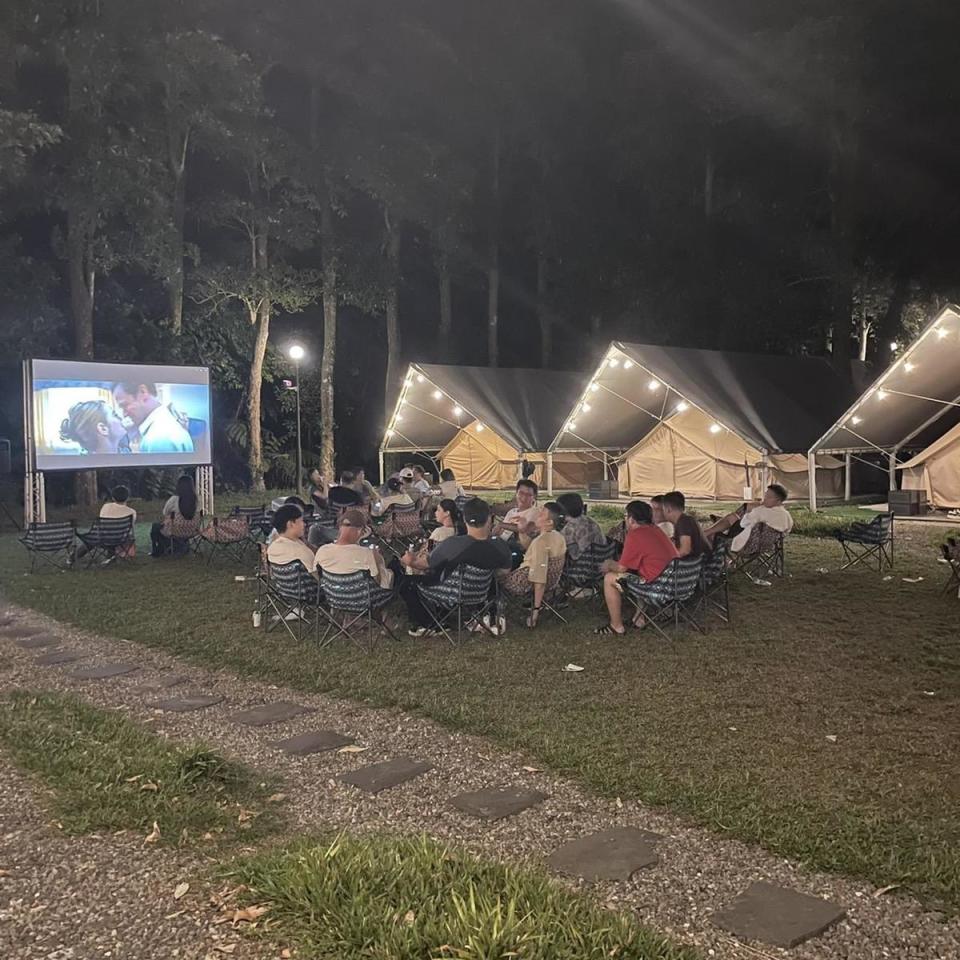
[30, 359, 211, 471]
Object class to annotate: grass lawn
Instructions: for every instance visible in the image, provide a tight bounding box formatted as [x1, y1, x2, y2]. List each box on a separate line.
[1, 510, 958, 908]
[0, 690, 282, 845]
[225, 834, 698, 960]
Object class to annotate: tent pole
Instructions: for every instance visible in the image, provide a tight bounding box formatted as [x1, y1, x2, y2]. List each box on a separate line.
[378, 449, 385, 486]
[603, 454, 609, 481]
[547, 452, 554, 496]
[888, 451, 897, 491]
[808, 452, 818, 513]
[844, 452, 852, 501]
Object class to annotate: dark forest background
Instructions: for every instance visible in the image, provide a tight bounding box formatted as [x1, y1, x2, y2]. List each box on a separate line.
[2, 0, 960, 501]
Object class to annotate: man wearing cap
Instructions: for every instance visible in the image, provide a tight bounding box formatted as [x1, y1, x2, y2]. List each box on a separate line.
[314, 508, 393, 588]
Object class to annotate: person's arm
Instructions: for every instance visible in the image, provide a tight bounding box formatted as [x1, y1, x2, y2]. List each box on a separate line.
[675, 536, 693, 558]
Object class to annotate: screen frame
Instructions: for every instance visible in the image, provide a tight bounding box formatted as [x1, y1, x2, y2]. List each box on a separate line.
[27, 357, 213, 472]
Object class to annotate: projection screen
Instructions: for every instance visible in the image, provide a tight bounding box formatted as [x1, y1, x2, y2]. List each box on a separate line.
[29, 359, 212, 471]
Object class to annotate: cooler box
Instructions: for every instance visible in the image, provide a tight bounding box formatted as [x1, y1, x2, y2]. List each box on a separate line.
[888, 489, 925, 516]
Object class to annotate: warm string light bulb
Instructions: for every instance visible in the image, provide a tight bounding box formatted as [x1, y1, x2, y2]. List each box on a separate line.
[676, 401, 689, 413]
[432, 390, 442, 400]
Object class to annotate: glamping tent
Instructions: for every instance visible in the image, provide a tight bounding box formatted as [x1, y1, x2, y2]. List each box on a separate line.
[808, 304, 960, 510]
[551, 342, 854, 501]
[380, 363, 603, 490]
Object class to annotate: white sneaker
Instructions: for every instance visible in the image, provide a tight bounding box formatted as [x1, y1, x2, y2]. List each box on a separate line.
[482, 613, 506, 637]
[284, 606, 304, 621]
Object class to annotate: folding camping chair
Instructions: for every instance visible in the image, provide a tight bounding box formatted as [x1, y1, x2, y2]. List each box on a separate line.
[418, 563, 498, 645]
[202, 516, 251, 564]
[76, 516, 136, 567]
[834, 512, 894, 572]
[319, 569, 397, 652]
[621, 555, 705, 639]
[560, 539, 616, 604]
[263, 559, 331, 644]
[939, 540, 960, 598]
[729, 522, 785, 581]
[19, 520, 77, 572]
[160, 511, 205, 556]
[231, 504, 268, 547]
[370, 502, 423, 560]
[700, 538, 731, 623]
[498, 555, 568, 629]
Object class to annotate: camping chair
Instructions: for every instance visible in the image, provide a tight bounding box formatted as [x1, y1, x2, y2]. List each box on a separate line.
[160, 511, 205, 557]
[834, 512, 894, 573]
[729, 522, 785, 581]
[560, 539, 616, 604]
[621, 555, 705, 639]
[76, 516, 136, 567]
[319, 569, 397, 652]
[499, 555, 568, 629]
[19, 520, 77, 572]
[231, 504, 268, 546]
[418, 563, 498, 645]
[202, 516, 251, 564]
[700, 539, 731, 623]
[263, 559, 331, 644]
[371, 502, 423, 560]
[940, 540, 960, 598]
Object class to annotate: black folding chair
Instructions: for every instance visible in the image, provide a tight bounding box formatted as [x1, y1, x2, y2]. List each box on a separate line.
[76, 516, 135, 567]
[19, 520, 77, 572]
[319, 569, 397, 652]
[621, 555, 705, 639]
[419, 563, 498, 645]
[939, 541, 960, 599]
[729, 522, 785, 581]
[202, 516, 250, 564]
[263, 559, 331, 644]
[700, 539, 731, 623]
[834, 512, 894, 572]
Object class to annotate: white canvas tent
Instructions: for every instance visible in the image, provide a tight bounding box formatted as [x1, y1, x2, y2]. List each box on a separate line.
[899, 420, 960, 509]
[552, 342, 853, 501]
[380, 363, 603, 490]
[808, 304, 960, 510]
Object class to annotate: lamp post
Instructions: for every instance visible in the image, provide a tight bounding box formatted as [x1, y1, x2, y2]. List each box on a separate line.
[288, 344, 305, 494]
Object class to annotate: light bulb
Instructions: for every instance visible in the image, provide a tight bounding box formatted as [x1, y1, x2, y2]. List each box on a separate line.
[589, 383, 599, 392]
[288, 344, 305, 361]
[709, 423, 722, 434]
[395, 414, 403, 422]
[404, 377, 413, 387]
[385, 429, 394, 437]
[648, 379, 660, 391]
[416, 374, 425, 382]
[567, 421, 577, 431]
[580, 402, 591, 413]
[938, 328, 949, 339]
[676, 401, 689, 413]
[433, 390, 442, 400]
[623, 360, 634, 369]
[608, 358, 620, 368]
[877, 390, 888, 400]
[850, 416, 862, 426]
[904, 362, 915, 373]
[476, 423, 485, 432]
[453, 406, 462, 417]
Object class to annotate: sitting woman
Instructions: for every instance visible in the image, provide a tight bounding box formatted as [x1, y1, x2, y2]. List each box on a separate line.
[498, 502, 567, 628]
[400, 499, 462, 575]
[150, 474, 199, 557]
[372, 477, 414, 516]
[436, 468, 465, 500]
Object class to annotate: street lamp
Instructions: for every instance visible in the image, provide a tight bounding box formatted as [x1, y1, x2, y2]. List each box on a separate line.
[288, 344, 306, 494]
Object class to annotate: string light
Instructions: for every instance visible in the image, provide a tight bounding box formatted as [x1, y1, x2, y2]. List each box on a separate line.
[623, 360, 634, 369]
[385, 429, 394, 437]
[904, 362, 915, 373]
[676, 401, 689, 413]
[877, 390, 888, 400]
[567, 420, 577, 431]
[709, 423, 722, 434]
[476, 423, 485, 432]
[608, 358, 620, 368]
[589, 383, 599, 392]
[416, 374, 425, 382]
[580, 402, 591, 413]
[404, 376, 413, 387]
[648, 379, 660, 391]
[453, 406, 463, 417]
[938, 327, 950, 339]
[850, 416, 862, 426]
[433, 389, 442, 400]
[395, 414, 403, 422]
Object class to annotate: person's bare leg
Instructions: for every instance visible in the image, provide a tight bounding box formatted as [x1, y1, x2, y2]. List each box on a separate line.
[602, 572, 626, 633]
[704, 511, 740, 540]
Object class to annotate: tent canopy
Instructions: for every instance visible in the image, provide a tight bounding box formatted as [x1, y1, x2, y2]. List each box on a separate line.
[552, 342, 856, 456]
[381, 363, 587, 456]
[899, 418, 960, 509]
[810, 304, 960, 456]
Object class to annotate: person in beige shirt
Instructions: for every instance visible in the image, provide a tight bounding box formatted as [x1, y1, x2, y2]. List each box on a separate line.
[501, 502, 567, 627]
[266, 504, 318, 577]
[315, 508, 393, 588]
[100, 485, 137, 524]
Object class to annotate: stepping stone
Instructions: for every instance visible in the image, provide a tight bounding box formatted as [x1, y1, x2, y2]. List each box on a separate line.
[273, 730, 355, 756]
[71, 663, 139, 680]
[713, 881, 846, 948]
[339, 757, 433, 794]
[15, 635, 59, 650]
[449, 787, 548, 821]
[139, 674, 190, 691]
[154, 695, 223, 712]
[35, 650, 83, 666]
[2, 625, 47, 639]
[547, 827, 663, 881]
[231, 701, 315, 727]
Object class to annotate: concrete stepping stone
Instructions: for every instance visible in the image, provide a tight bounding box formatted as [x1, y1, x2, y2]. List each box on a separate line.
[339, 757, 433, 794]
[15, 635, 59, 650]
[35, 650, 83, 666]
[273, 730, 355, 755]
[154, 695, 223, 712]
[546, 827, 663, 881]
[71, 663, 139, 680]
[139, 674, 190, 691]
[449, 787, 548, 821]
[713, 881, 846, 948]
[231, 701, 315, 727]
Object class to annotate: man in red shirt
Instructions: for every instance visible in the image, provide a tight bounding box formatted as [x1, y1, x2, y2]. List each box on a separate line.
[595, 500, 678, 636]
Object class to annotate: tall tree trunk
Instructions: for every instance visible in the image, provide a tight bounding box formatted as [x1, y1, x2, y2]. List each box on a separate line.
[319, 193, 337, 483]
[166, 130, 188, 337]
[536, 246, 551, 368]
[876, 270, 910, 350]
[435, 223, 453, 361]
[858, 318, 870, 361]
[247, 225, 269, 492]
[487, 127, 501, 367]
[384, 209, 402, 419]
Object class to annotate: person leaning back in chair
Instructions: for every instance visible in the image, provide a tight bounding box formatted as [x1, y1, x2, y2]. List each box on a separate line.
[703, 483, 793, 553]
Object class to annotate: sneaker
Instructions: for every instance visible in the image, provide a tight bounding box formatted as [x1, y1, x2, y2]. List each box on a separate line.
[408, 626, 430, 637]
[482, 613, 507, 637]
[284, 608, 303, 622]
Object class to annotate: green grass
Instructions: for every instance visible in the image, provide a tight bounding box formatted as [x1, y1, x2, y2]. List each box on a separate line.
[1, 520, 959, 908]
[224, 833, 698, 960]
[0, 690, 282, 844]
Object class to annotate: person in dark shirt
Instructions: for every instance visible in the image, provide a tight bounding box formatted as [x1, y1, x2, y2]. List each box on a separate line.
[327, 470, 364, 509]
[401, 497, 511, 635]
[661, 490, 708, 558]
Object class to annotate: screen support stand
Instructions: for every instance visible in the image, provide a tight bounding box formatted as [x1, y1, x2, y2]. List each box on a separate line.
[196, 465, 214, 517]
[25, 471, 46, 525]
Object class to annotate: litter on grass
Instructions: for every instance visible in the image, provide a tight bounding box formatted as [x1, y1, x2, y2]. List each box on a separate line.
[563, 663, 585, 672]
[902, 576, 925, 584]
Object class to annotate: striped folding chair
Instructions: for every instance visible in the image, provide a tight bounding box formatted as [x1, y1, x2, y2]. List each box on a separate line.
[700, 539, 731, 623]
[499, 555, 568, 629]
[834, 512, 893, 573]
[76, 516, 135, 567]
[264, 559, 330, 645]
[418, 563, 497, 645]
[560, 539, 616, 604]
[730, 522, 786, 581]
[202, 516, 250, 564]
[319, 569, 397, 652]
[19, 521, 77, 572]
[621, 555, 705, 639]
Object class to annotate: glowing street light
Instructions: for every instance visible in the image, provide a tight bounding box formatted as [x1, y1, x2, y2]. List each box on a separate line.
[287, 344, 306, 493]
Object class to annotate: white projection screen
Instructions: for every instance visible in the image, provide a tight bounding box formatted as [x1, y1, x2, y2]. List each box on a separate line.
[30, 359, 212, 471]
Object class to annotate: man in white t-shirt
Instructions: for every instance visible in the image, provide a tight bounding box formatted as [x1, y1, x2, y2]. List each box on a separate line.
[100, 485, 137, 525]
[410, 465, 432, 497]
[315, 508, 393, 588]
[266, 504, 318, 577]
[706, 483, 794, 553]
[495, 478, 539, 549]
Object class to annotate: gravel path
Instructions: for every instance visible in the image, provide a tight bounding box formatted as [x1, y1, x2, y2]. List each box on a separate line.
[1, 603, 957, 960]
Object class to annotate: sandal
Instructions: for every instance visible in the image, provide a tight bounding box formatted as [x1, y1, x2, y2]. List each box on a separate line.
[594, 623, 626, 636]
[525, 606, 541, 629]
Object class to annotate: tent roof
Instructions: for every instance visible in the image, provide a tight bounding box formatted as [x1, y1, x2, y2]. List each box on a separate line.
[553, 342, 856, 455]
[811, 305, 960, 455]
[382, 363, 587, 454]
[898, 417, 960, 470]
